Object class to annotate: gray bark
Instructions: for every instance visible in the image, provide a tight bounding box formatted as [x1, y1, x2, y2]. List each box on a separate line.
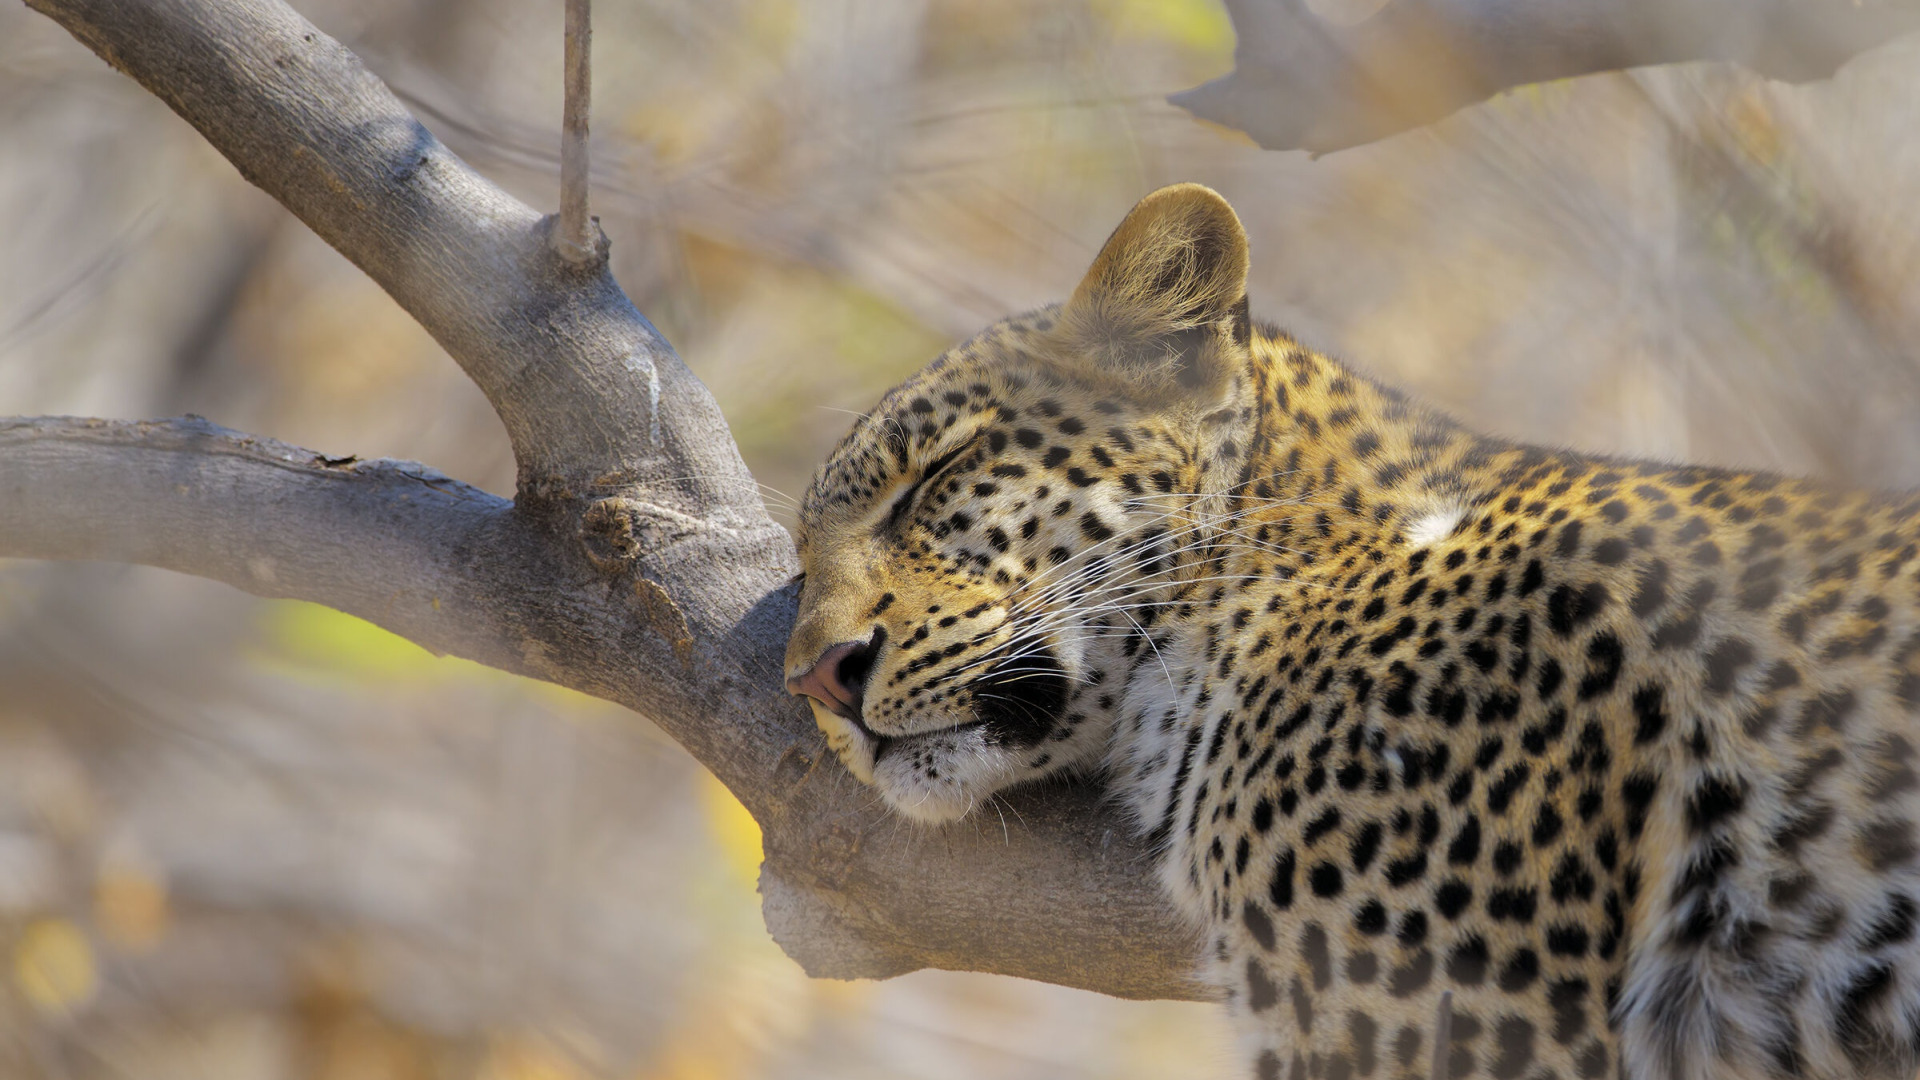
[7, 0, 1203, 1001]
[1176, 0, 1920, 154]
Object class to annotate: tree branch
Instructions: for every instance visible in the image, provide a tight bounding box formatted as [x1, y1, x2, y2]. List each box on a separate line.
[0, 417, 516, 665]
[9, 0, 1207, 1001]
[1175, 0, 1920, 154]
[23, 0, 726, 505]
[555, 0, 595, 262]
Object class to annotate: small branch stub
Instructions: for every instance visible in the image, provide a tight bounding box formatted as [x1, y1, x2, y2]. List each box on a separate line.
[555, 0, 595, 261]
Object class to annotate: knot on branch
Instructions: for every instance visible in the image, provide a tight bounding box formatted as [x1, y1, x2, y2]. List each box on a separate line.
[536, 212, 610, 271]
[579, 495, 643, 568]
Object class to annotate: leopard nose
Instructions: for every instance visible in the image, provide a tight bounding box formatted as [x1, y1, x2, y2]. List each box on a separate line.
[785, 633, 881, 719]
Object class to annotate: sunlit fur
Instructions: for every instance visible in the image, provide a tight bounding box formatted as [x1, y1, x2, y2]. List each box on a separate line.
[786, 184, 1920, 1080]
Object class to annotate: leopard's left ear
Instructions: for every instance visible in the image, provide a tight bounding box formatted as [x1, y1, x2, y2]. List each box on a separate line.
[1051, 183, 1251, 399]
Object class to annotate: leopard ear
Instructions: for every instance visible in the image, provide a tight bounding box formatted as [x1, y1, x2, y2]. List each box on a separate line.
[1052, 183, 1252, 399]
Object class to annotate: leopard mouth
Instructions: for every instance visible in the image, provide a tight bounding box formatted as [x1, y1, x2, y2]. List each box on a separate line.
[864, 642, 1067, 762]
[869, 719, 984, 764]
[970, 640, 1069, 748]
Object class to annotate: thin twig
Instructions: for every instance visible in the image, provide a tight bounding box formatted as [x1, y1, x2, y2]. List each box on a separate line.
[555, 0, 594, 260]
[1430, 991, 1454, 1080]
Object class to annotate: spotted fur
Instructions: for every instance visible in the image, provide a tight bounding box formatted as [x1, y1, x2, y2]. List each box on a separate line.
[783, 184, 1920, 1080]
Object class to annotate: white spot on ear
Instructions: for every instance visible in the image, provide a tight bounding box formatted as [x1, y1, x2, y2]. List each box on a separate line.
[1406, 504, 1466, 547]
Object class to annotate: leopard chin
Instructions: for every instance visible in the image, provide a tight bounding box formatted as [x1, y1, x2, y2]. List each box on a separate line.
[820, 643, 1083, 824]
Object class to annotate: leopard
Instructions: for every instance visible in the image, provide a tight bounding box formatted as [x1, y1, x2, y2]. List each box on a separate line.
[782, 183, 1920, 1080]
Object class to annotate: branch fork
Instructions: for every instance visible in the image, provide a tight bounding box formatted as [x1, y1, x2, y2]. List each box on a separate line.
[9, 0, 1202, 1000]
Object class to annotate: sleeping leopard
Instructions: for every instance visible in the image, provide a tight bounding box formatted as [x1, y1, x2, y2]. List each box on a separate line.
[782, 183, 1920, 1080]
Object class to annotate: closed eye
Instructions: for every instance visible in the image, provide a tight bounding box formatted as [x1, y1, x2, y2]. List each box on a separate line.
[885, 444, 971, 528]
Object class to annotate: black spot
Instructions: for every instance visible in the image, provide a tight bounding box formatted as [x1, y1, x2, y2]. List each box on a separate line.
[1548, 978, 1588, 1045]
[1525, 656, 1565, 706]
[1078, 513, 1114, 543]
[1800, 689, 1858, 735]
[1447, 935, 1490, 985]
[1385, 851, 1429, 887]
[1349, 950, 1379, 984]
[1592, 538, 1629, 565]
[1630, 560, 1670, 616]
[1292, 975, 1315, 1033]
[1519, 560, 1544, 597]
[1863, 894, 1918, 951]
[1498, 948, 1539, 992]
[1547, 923, 1590, 957]
[1270, 848, 1297, 909]
[1630, 684, 1666, 744]
[1487, 886, 1537, 923]
[1354, 899, 1388, 936]
[1388, 949, 1434, 997]
[1489, 1016, 1536, 1079]
[1247, 956, 1279, 1011]
[1302, 923, 1333, 989]
[1556, 521, 1584, 557]
[1311, 862, 1345, 897]
[1860, 819, 1918, 872]
[1550, 853, 1596, 903]
[1578, 633, 1624, 699]
[1305, 807, 1343, 846]
[1547, 583, 1608, 635]
[1394, 1027, 1422, 1070]
[1349, 1010, 1379, 1079]
[1448, 818, 1482, 866]
[1704, 638, 1755, 695]
[1351, 821, 1385, 874]
[1398, 910, 1428, 946]
[1492, 841, 1523, 875]
[1621, 773, 1658, 839]
[1532, 803, 1564, 846]
[1244, 901, 1276, 951]
[1435, 880, 1473, 920]
[1686, 775, 1748, 833]
[1487, 763, 1530, 815]
[1836, 963, 1896, 1064]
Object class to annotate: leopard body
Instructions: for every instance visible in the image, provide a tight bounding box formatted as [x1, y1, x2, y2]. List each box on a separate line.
[783, 185, 1920, 1080]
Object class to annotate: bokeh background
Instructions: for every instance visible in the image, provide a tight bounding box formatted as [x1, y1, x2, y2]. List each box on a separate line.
[4, 0, 1920, 1076]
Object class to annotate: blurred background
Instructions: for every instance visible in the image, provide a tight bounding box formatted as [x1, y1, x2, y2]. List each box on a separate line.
[3, 0, 1920, 1076]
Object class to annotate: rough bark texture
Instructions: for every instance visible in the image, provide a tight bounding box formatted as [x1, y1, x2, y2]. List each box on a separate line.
[9, 0, 1204, 1001]
[1175, 0, 1920, 154]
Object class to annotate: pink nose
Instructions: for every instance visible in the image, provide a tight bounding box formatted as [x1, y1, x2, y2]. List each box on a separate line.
[785, 638, 878, 719]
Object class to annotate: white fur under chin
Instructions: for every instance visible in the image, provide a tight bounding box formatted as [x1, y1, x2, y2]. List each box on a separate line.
[870, 726, 1028, 824]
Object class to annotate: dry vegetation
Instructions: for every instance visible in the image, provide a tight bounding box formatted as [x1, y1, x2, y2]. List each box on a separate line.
[2, 0, 1919, 1076]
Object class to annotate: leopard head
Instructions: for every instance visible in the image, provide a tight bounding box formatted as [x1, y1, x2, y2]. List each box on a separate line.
[784, 184, 1259, 822]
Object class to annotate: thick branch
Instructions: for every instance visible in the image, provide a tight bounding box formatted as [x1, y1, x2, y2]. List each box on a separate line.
[0, 411, 1198, 1000]
[1176, 0, 1920, 154]
[14, 0, 1206, 1002]
[0, 417, 516, 664]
